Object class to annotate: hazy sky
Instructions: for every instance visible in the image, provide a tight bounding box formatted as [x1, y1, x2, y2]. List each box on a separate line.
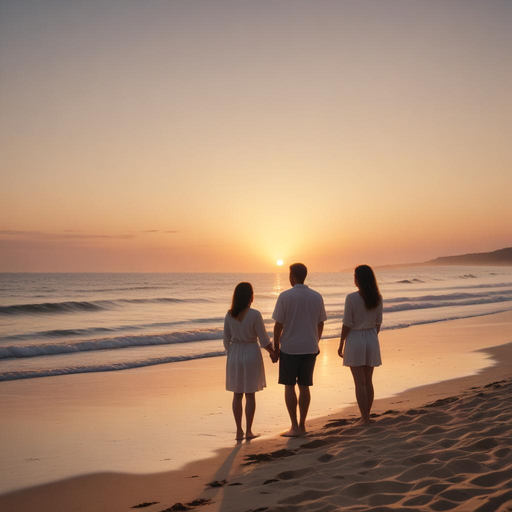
[1, 0, 511, 272]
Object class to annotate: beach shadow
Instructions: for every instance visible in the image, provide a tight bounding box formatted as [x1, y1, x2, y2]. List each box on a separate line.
[193, 442, 243, 509]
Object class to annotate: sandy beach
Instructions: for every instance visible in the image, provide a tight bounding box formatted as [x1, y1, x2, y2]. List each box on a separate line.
[1, 311, 511, 511]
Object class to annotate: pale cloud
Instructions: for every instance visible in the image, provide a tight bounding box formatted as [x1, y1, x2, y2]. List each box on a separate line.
[139, 230, 179, 234]
[59, 234, 135, 240]
[0, 230, 134, 240]
[0, 230, 46, 236]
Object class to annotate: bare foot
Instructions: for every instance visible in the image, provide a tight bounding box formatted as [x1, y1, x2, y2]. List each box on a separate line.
[299, 425, 307, 436]
[245, 432, 260, 440]
[236, 429, 244, 440]
[281, 427, 302, 437]
[355, 418, 371, 427]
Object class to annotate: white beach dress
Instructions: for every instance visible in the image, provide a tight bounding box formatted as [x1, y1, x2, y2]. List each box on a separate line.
[223, 308, 271, 393]
[342, 291, 383, 367]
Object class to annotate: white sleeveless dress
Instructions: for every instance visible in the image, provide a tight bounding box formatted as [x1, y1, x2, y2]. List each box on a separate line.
[342, 291, 383, 367]
[223, 308, 271, 393]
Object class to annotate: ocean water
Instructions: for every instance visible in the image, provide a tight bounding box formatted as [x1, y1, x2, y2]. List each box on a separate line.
[1, 267, 511, 381]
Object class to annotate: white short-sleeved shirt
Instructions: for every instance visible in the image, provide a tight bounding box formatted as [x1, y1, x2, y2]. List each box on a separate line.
[272, 284, 327, 355]
[342, 291, 383, 330]
[223, 308, 271, 351]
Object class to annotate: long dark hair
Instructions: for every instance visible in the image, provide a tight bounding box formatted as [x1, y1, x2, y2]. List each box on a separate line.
[355, 265, 382, 310]
[229, 282, 253, 318]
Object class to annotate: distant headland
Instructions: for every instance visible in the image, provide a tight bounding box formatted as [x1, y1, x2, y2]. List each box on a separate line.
[424, 247, 512, 266]
[343, 247, 512, 271]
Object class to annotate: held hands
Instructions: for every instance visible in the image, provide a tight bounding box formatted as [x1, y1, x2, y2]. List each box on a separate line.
[269, 347, 280, 363]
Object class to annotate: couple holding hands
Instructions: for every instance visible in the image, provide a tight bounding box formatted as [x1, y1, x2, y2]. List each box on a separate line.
[223, 263, 383, 440]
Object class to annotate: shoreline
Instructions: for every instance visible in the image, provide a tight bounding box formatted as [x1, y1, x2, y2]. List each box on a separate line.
[3, 306, 510, 383]
[0, 311, 511, 511]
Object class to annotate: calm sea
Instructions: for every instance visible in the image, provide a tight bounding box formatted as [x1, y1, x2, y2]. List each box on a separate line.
[1, 267, 511, 381]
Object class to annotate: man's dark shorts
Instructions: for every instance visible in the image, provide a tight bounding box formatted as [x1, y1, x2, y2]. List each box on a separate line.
[278, 351, 318, 386]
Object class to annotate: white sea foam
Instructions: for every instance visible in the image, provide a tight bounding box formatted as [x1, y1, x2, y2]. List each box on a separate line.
[0, 297, 212, 315]
[0, 329, 224, 359]
[383, 295, 512, 313]
[0, 316, 226, 341]
[0, 351, 226, 381]
[322, 308, 512, 337]
[385, 290, 512, 304]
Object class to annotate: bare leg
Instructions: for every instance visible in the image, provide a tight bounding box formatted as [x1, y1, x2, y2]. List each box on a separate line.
[232, 393, 244, 439]
[364, 366, 375, 416]
[350, 366, 371, 425]
[282, 385, 301, 437]
[245, 393, 259, 439]
[298, 385, 311, 434]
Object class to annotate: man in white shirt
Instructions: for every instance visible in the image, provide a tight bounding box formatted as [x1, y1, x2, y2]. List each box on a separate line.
[272, 263, 327, 437]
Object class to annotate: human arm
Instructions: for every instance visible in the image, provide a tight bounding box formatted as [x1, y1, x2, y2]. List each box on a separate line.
[254, 311, 278, 362]
[376, 301, 383, 335]
[338, 295, 354, 358]
[317, 295, 327, 352]
[273, 322, 283, 356]
[223, 315, 231, 352]
[318, 322, 324, 340]
[338, 324, 351, 357]
[317, 321, 324, 354]
[254, 311, 271, 348]
[263, 343, 279, 363]
[271, 294, 285, 360]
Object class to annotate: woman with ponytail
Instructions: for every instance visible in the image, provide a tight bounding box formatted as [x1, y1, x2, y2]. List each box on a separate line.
[338, 265, 383, 426]
[224, 282, 277, 440]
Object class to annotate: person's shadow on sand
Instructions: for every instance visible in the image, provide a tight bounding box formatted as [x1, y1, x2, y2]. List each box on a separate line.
[191, 443, 243, 509]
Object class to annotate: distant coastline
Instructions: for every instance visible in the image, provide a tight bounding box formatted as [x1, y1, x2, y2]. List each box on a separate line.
[425, 246, 512, 266]
[343, 246, 512, 271]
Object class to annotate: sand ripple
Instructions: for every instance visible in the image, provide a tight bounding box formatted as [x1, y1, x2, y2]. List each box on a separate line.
[217, 378, 512, 512]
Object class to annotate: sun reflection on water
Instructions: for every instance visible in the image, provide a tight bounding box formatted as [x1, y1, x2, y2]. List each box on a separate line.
[273, 272, 286, 296]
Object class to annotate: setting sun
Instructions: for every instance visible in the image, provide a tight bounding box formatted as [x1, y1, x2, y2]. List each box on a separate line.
[276, 259, 284, 266]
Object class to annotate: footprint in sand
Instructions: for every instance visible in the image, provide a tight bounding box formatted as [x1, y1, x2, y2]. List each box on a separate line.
[462, 437, 500, 451]
[317, 453, 334, 463]
[429, 497, 459, 510]
[403, 494, 434, 506]
[470, 468, 512, 487]
[368, 493, 403, 506]
[277, 489, 327, 505]
[340, 480, 413, 498]
[405, 453, 435, 464]
[300, 438, 333, 449]
[424, 483, 451, 495]
[440, 487, 489, 502]
[277, 467, 314, 481]
[397, 462, 446, 483]
[438, 439, 458, 449]
[243, 448, 296, 465]
[494, 447, 511, 458]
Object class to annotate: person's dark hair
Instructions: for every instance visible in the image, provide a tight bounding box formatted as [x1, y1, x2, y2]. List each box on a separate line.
[289, 263, 307, 284]
[229, 282, 253, 318]
[355, 265, 382, 310]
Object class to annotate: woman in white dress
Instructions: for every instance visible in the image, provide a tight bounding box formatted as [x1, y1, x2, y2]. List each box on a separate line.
[338, 265, 383, 426]
[224, 282, 277, 440]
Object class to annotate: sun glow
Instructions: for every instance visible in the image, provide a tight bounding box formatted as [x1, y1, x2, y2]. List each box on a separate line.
[276, 259, 284, 266]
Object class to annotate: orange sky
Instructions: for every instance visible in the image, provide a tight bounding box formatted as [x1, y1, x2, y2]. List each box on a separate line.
[1, 1, 511, 272]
